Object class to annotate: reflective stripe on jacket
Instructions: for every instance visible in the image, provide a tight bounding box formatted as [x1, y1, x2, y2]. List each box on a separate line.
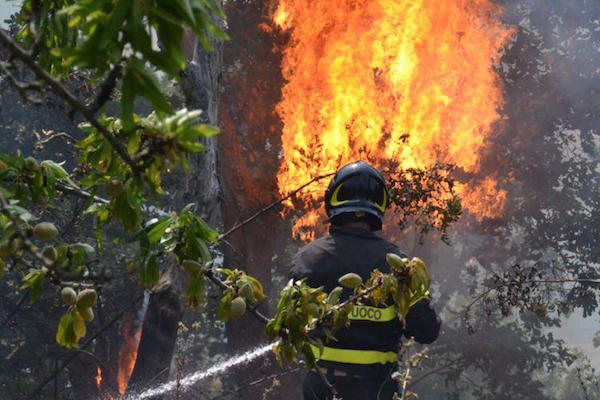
[290, 225, 441, 365]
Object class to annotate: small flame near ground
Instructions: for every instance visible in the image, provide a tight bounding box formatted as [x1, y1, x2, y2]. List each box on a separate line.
[118, 317, 143, 395]
[95, 365, 115, 400]
[95, 366, 102, 390]
[273, 0, 515, 240]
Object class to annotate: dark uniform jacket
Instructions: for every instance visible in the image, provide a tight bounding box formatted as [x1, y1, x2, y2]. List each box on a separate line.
[290, 225, 441, 359]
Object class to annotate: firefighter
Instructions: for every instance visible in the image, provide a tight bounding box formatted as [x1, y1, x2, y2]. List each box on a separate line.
[290, 160, 441, 400]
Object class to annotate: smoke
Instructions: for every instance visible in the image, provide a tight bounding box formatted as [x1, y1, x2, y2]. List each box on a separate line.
[407, 2, 600, 397]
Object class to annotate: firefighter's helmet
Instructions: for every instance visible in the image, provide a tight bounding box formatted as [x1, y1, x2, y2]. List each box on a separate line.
[324, 161, 390, 231]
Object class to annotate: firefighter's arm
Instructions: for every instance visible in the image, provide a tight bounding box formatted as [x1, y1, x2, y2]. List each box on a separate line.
[403, 299, 441, 344]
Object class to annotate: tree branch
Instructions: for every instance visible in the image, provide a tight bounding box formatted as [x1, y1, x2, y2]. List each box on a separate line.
[0, 30, 139, 173]
[408, 357, 465, 389]
[87, 63, 122, 115]
[0, 61, 43, 104]
[203, 269, 271, 324]
[34, 131, 76, 149]
[218, 172, 335, 241]
[55, 182, 110, 205]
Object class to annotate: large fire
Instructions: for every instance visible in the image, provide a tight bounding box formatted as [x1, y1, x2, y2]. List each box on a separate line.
[273, 0, 514, 239]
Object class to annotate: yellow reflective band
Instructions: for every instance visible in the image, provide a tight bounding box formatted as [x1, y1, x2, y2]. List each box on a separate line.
[348, 305, 396, 322]
[310, 344, 398, 365]
[330, 183, 348, 207]
[375, 186, 387, 212]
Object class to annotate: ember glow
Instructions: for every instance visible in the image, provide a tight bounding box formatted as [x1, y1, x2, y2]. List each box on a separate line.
[273, 0, 514, 239]
[118, 319, 143, 395]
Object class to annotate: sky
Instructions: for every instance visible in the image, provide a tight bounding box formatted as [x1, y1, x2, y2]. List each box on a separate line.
[0, 1, 19, 29]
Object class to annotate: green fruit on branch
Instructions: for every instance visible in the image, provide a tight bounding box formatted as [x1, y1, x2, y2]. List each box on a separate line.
[327, 286, 343, 304]
[33, 222, 59, 240]
[386, 253, 409, 272]
[24, 157, 40, 172]
[182, 259, 202, 274]
[105, 180, 123, 197]
[338, 273, 363, 289]
[61, 287, 77, 305]
[80, 307, 94, 322]
[229, 296, 246, 320]
[76, 288, 97, 308]
[238, 283, 253, 299]
[42, 246, 58, 267]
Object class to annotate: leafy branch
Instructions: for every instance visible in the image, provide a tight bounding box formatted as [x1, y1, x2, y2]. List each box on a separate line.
[383, 161, 462, 243]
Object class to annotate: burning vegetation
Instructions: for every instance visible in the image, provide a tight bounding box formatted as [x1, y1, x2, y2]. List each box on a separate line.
[1, 0, 600, 399]
[274, 0, 514, 239]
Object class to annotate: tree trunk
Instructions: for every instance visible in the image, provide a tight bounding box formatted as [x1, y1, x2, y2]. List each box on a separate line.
[125, 25, 224, 396]
[217, 1, 303, 398]
[126, 255, 186, 396]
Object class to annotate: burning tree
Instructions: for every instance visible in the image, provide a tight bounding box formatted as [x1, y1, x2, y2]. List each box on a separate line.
[1, 0, 599, 399]
[0, 1, 461, 398]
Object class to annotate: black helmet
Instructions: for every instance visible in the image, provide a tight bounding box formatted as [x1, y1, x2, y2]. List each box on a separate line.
[324, 161, 390, 231]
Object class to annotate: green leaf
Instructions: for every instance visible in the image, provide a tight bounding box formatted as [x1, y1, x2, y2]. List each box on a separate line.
[98, 0, 132, 49]
[44, 161, 56, 198]
[140, 255, 160, 289]
[56, 312, 77, 349]
[21, 270, 44, 303]
[174, 0, 196, 25]
[73, 310, 87, 339]
[41, 160, 78, 188]
[113, 189, 141, 231]
[217, 291, 232, 322]
[184, 271, 205, 307]
[146, 217, 170, 244]
[70, 243, 96, 257]
[192, 214, 218, 243]
[131, 62, 173, 115]
[121, 67, 135, 132]
[127, 132, 141, 154]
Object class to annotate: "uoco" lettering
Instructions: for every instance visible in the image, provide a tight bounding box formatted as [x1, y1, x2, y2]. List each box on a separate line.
[350, 305, 383, 321]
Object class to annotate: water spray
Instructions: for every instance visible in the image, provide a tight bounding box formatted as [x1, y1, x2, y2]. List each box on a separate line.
[126, 342, 275, 399]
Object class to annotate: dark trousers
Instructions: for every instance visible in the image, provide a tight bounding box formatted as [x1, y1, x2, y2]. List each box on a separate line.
[302, 369, 398, 400]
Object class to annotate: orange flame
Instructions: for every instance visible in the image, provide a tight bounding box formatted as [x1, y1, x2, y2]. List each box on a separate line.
[117, 318, 142, 395]
[274, 0, 514, 239]
[95, 366, 102, 390]
[95, 365, 115, 400]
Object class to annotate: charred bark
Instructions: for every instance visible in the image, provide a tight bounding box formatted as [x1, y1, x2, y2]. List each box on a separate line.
[217, 1, 303, 398]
